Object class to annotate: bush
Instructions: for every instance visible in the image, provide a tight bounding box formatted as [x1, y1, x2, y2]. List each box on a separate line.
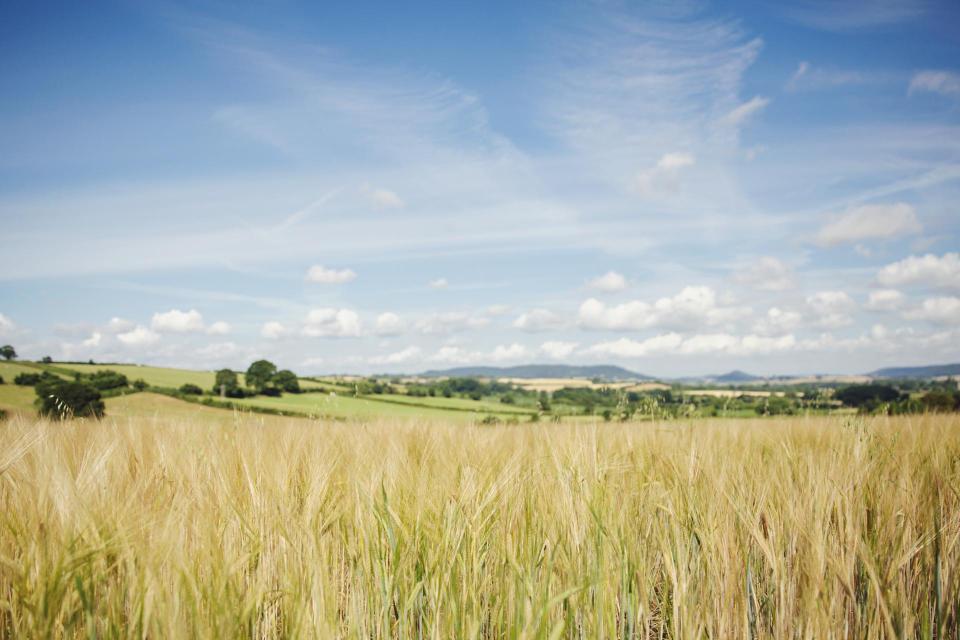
[0, 375, 4, 384]
[86, 370, 129, 391]
[213, 369, 240, 396]
[179, 383, 204, 395]
[36, 381, 105, 419]
[14, 373, 42, 386]
[132, 379, 148, 391]
[272, 370, 301, 394]
[835, 384, 903, 408]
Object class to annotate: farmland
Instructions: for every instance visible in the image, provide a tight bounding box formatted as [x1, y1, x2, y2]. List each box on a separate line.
[1, 411, 957, 637]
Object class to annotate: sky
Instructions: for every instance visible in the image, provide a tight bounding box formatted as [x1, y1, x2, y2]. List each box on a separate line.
[1, 0, 959, 377]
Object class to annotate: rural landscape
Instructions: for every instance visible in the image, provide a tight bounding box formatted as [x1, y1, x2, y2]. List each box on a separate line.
[3, 0, 960, 637]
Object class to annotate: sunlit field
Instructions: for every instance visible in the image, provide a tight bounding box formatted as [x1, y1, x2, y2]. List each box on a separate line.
[1, 412, 957, 638]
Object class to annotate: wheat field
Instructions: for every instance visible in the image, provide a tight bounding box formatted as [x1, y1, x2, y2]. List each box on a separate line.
[1, 412, 958, 638]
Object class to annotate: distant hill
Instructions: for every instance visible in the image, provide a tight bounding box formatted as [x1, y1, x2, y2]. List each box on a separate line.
[869, 363, 960, 379]
[710, 370, 764, 383]
[420, 364, 650, 380]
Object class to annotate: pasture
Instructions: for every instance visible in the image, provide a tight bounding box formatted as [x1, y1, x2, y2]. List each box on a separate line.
[0, 411, 956, 638]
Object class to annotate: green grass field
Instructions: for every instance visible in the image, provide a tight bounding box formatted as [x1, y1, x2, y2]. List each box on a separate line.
[233, 391, 526, 422]
[358, 392, 535, 415]
[0, 383, 36, 413]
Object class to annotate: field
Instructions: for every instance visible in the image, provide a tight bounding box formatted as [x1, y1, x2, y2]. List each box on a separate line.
[48, 363, 325, 391]
[1, 411, 957, 638]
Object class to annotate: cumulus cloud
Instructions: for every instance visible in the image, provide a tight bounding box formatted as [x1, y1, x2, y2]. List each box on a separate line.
[720, 96, 770, 127]
[151, 309, 204, 333]
[579, 286, 749, 331]
[117, 325, 160, 346]
[540, 341, 578, 359]
[105, 317, 133, 333]
[261, 321, 288, 339]
[365, 185, 404, 209]
[429, 278, 449, 289]
[207, 321, 231, 335]
[865, 289, 905, 311]
[0, 313, 14, 335]
[369, 346, 421, 366]
[816, 202, 921, 246]
[584, 332, 795, 358]
[908, 70, 960, 97]
[415, 312, 488, 335]
[634, 152, 696, 196]
[513, 309, 565, 332]
[805, 291, 856, 328]
[303, 308, 363, 338]
[374, 312, 404, 336]
[305, 265, 357, 284]
[588, 271, 628, 292]
[734, 257, 794, 291]
[490, 343, 530, 362]
[82, 331, 102, 348]
[877, 252, 960, 289]
[753, 307, 803, 335]
[904, 297, 960, 325]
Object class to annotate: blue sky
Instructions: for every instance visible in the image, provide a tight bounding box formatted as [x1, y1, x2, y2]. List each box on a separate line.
[2, 0, 959, 377]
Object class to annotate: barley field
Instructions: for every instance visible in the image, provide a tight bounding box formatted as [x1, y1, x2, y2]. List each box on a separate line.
[1, 412, 958, 638]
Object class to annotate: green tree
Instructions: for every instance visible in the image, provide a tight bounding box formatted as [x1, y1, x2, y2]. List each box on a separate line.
[245, 360, 278, 393]
[41, 356, 53, 364]
[272, 369, 300, 394]
[132, 379, 148, 392]
[213, 369, 240, 397]
[36, 381, 104, 419]
[179, 383, 204, 395]
[0, 345, 16, 361]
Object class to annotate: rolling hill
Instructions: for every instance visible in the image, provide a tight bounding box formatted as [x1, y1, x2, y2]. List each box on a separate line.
[420, 364, 651, 380]
[869, 363, 960, 378]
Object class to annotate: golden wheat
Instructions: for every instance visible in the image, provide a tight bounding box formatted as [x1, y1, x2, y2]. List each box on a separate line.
[0, 411, 958, 638]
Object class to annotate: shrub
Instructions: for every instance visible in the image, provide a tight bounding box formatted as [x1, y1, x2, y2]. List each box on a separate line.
[179, 383, 204, 395]
[14, 373, 42, 386]
[36, 381, 105, 419]
[0, 375, 4, 384]
[132, 379, 149, 391]
[272, 370, 301, 394]
[835, 384, 902, 408]
[86, 370, 129, 391]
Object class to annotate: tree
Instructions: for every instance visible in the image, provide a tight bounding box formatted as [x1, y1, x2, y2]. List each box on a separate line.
[36, 381, 104, 419]
[272, 369, 300, 394]
[0, 345, 16, 361]
[179, 383, 204, 395]
[41, 356, 53, 364]
[835, 384, 902, 408]
[213, 369, 240, 397]
[245, 360, 278, 393]
[132, 378, 148, 391]
[86, 370, 128, 391]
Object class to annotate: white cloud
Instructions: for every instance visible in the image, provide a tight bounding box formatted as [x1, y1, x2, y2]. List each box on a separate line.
[429, 278, 448, 289]
[588, 271, 628, 292]
[367, 187, 404, 209]
[904, 297, 960, 325]
[513, 309, 564, 332]
[305, 265, 357, 284]
[82, 331, 102, 348]
[374, 312, 404, 336]
[428, 346, 475, 365]
[734, 257, 794, 291]
[302, 308, 363, 338]
[105, 317, 133, 333]
[207, 321, 232, 335]
[117, 325, 160, 346]
[490, 343, 530, 362]
[415, 312, 488, 335]
[151, 309, 204, 333]
[540, 341, 578, 359]
[579, 286, 749, 331]
[816, 202, 921, 246]
[753, 307, 803, 335]
[634, 152, 696, 197]
[0, 313, 14, 336]
[584, 331, 795, 358]
[786, 61, 873, 92]
[865, 289, 905, 311]
[261, 321, 288, 339]
[805, 291, 856, 328]
[909, 71, 960, 97]
[720, 96, 770, 128]
[196, 341, 241, 359]
[369, 346, 421, 366]
[485, 304, 511, 316]
[877, 252, 960, 289]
